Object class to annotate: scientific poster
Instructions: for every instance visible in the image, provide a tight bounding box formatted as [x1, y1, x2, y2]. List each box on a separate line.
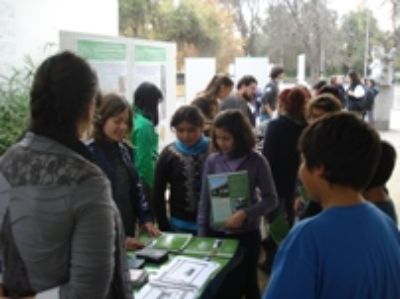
[76, 39, 128, 94]
[133, 45, 167, 119]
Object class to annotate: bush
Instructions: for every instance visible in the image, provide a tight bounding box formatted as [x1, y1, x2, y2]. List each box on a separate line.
[0, 57, 35, 155]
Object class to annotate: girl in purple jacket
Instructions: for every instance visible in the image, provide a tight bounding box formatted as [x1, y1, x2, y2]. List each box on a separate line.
[197, 109, 278, 299]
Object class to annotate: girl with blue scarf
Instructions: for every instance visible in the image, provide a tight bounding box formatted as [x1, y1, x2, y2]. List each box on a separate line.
[153, 106, 209, 233]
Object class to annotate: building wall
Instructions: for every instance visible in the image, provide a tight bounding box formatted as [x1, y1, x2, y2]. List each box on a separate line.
[0, 0, 118, 73]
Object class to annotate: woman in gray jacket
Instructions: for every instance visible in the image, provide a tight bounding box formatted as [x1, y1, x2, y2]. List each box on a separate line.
[0, 52, 132, 298]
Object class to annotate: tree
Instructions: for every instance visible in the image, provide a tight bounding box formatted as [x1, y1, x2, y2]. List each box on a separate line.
[0, 58, 34, 154]
[257, 0, 340, 82]
[340, 9, 383, 74]
[119, 0, 157, 37]
[219, 0, 263, 55]
[119, 0, 242, 71]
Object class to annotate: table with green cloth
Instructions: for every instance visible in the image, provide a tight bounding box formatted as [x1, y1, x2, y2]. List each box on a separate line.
[129, 232, 240, 299]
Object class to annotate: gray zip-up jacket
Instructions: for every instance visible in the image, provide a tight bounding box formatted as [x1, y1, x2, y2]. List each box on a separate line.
[0, 133, 132, 298]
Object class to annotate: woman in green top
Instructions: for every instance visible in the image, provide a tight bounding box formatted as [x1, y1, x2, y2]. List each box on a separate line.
[132, 82, 163, 190]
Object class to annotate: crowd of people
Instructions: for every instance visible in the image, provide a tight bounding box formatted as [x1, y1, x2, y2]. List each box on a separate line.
[0, 51, 399, 299]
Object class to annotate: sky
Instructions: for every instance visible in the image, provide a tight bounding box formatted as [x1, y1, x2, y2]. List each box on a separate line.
[327, 0, 393, 31]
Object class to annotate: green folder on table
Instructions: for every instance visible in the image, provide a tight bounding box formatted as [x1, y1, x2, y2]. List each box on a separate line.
[139, 232, 192, 253]
[182, 237, 237, 259]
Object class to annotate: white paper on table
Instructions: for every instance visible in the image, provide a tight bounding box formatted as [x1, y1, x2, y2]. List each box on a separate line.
[136, 256, 220, 298]
[136, 283, 196, 299]
[154, 256, 219, 289]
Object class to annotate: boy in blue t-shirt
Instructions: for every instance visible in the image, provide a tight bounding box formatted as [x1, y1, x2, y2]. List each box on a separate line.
[263, 112, 400, 299]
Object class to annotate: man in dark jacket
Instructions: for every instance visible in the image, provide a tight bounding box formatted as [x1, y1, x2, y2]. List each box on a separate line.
[220, 75, 258, 126]
[260, 66, 284, 121]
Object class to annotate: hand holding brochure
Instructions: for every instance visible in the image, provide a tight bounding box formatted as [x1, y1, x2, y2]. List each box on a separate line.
[207, 170, 250, 227]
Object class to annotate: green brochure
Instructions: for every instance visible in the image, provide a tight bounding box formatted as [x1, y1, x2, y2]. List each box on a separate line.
[139, 232, 193, 253]
[268, 214, 290, 245]
[182, 237, 238, 259]
[208, 170, 250, 228]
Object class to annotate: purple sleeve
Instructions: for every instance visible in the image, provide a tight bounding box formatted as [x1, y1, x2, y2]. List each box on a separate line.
[244, 154, 278, 219]
[197, 157, 212, 236]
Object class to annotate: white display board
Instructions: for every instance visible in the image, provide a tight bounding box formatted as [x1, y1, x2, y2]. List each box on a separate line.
[184, 57, 216, 102]
[234, 57, 270, 88]
[297, 54, 306, 84]
[60, 31, 177, 148]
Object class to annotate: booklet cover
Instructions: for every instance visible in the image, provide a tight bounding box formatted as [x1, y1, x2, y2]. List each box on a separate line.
[182, 237, 238, 259]
[139, 232, 193, 253]
[268, 213, 290, 245]
[207, 170, 250, 227]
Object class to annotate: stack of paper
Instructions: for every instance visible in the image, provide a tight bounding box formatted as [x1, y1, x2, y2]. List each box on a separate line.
[130, 269, 148, 287]
[136, 256, 219, 299]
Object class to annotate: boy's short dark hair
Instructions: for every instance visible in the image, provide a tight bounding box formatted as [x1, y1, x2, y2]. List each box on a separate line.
[270, 66, 284, 80]
[236, 75, 257, 90]
[299, 112, 381, 190]
[366, 141, 396, 188]
[212, 109, 256, 158]
[307, 94, 342, 115]
[317, 85, 342, 101]
[170, 105, 205, 128]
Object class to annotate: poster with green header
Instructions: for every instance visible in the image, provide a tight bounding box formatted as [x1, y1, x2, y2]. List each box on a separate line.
[77, 39, 128, 94]
[134, 45, 167, 63]
[132, 44, 167, 119]
[77, 40, 127, 61]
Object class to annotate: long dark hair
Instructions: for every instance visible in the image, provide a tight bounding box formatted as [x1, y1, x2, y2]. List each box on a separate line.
[348, 71, 361, 88]
[29, 51, 97, 163]
[212, 110, 256, 158]
[199, 74, 233, 101]
[30, 51, 97, 140]
[133, 82, 163, 126]
[94, 93, 133, 142]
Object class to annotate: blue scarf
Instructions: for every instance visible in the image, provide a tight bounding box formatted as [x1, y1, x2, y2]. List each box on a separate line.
[175, 135, 209, 156]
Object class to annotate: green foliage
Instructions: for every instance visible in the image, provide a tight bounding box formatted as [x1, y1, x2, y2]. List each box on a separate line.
[0, 58, 34, 155]
[119, 0, 242, 71]
[340, 9, 382, 73]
